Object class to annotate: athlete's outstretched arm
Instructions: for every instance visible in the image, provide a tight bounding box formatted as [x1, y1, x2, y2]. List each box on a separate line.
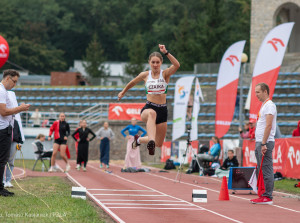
[158, 44, 180, 79]
[118, 72, 146, 100]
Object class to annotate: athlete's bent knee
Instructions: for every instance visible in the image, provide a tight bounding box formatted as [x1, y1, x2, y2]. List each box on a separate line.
[148, 110, 157, 119]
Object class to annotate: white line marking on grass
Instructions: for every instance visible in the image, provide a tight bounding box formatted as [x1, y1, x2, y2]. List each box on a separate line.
[147, 172, 300, 213]
[14, 167, 26, 178]
[89, 164, 243, 223]
[56, 164, 125, 223]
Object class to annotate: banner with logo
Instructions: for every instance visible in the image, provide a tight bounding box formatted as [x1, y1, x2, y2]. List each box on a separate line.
[0, 35, 9, 69]
[187, 140, 199, 163]
[172, 76, 195, 141]
[108, 103, 145, 120]
[249, 22, 294, 119]
[242, 138, 300, 179]
[161, 141, 172, 162]
[190, 78, 204, 141]
[215, 40, 246, 138]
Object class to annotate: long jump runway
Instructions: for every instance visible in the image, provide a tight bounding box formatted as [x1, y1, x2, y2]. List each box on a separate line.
[57, 161, 300, 223]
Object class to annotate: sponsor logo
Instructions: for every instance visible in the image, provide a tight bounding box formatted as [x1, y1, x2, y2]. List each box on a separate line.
[287, 146, 300, 168]
[244, 146, 257, 165]
[0, 44, 7, 53]
[267, 38, 284, 52]
[272, 145, 282, 164]
[0, 44, 8, 58]
[196, 84, 200, 96]
[216, 120, 231, 126]
[178, 85, 188, 99]
[112, 106, 123, 116]
[225, 55, 239, 66]
[126, 108, 141, 115]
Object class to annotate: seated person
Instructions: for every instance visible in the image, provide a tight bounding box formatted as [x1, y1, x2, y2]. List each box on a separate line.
[215, 149, 239, 178]
[292, 120, 300, 137]
[34, 134, 53, 167]
[197, 136, 221, 169]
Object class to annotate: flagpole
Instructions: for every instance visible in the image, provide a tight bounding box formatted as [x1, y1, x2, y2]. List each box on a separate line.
[239, 53, 248, 166]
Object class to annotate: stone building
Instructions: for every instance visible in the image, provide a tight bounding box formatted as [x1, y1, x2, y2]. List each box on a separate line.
[251, 0, 300, 71]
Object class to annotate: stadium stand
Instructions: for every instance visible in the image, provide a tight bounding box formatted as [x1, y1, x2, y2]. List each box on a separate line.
[14, 72, 299, 140]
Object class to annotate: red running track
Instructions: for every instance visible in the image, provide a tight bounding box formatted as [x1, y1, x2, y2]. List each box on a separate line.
[57, 161, 300, 223]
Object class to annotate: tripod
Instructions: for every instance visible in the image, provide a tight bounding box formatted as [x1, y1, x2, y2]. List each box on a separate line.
[174, 123, 202, 183]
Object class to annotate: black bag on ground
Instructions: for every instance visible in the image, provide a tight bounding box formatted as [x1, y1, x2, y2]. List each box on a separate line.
[274, 172, 284, 181]
[203, 168, 215, 176]
[164, 159, 176, 170]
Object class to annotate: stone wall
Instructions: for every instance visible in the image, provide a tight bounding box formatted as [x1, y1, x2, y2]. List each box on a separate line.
[250, 0, 300, 71]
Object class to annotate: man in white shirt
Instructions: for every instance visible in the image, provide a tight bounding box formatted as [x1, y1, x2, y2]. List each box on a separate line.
[0, 69, 30, 197]
[251, 83, 277, 205]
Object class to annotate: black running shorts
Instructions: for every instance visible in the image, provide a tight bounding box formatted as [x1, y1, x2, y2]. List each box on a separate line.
[141, 101, 168, 124]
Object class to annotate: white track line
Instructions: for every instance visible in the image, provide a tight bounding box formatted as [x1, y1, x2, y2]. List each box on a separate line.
[103, 203, 192, 206]
[92, 194, 167, 196]
[99, 199, 186, 202]
[89, 164, 243, 223]
[56, 164, 125, 223]
[146, 172, 300, 213]
[109, 207, 202, 210]
[88, 189, 152, 192]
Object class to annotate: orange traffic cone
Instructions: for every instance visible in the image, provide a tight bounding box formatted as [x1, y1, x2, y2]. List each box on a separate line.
[219, 176, 230, 201]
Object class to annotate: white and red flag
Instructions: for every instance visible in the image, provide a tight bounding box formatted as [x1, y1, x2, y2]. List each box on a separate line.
[249, 22, 294, 119]
[0, 35, 9, 69]
[215, 40, 246, 138]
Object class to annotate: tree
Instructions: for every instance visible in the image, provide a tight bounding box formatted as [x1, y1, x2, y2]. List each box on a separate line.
[83, 33, 109, 81]
[125, 33, 146, 76]
[1, 36, 67, 74]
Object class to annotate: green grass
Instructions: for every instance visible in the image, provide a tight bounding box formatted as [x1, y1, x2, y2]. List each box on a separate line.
[0, 176, 113, 223]
[274, 179, 300, 195]
[14, 159, 50, 172]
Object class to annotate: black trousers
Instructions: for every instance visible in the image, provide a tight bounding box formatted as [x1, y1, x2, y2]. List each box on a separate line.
[77, 142, 89, 167]
[0, 127, 12, 190]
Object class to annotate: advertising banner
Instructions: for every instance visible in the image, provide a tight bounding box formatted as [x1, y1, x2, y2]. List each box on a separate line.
[172, 76, 195, 141]
[215, 40, 246, 138]
[249, 23, 294, 119]
[108, 103, 145, 120]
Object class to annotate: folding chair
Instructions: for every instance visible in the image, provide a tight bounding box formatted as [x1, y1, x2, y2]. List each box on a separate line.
[31, 142, 50, 171]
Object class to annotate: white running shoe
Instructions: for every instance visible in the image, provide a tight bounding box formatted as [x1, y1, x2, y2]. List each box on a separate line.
[83, 167, 86, 172]
[48, 167, 54, 172]
[65, 164, 71, 172]
[5, 181, 13, 188]
[76, 164, 80, 171]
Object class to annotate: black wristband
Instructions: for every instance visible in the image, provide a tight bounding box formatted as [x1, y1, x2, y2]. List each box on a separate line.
[164, 51, 169, 56]
[261, 143, 266, 146]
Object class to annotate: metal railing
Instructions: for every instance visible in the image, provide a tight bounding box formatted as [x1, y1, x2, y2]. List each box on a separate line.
[19, 103, 109, 130]
[76, 103, 109, 130]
